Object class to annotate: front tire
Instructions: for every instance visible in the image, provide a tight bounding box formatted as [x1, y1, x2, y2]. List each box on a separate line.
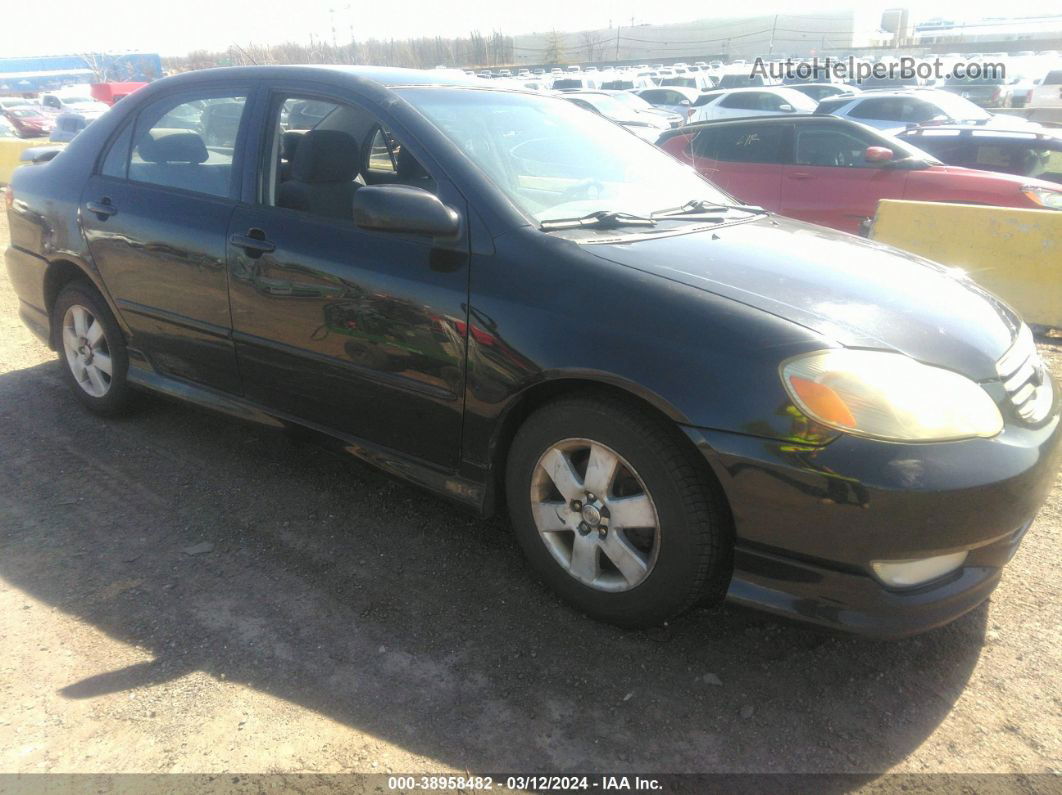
[506, 394, 731, 628]
[53, 282, 133, 416]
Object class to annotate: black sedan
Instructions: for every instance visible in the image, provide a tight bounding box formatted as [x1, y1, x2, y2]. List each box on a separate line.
[897, 125, 1062, 185]
[5, 66, 1060, 637]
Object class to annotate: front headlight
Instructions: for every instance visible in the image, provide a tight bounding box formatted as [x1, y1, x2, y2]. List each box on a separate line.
[781, 350, 1003, 442]
[1022, 186, 1062, 210]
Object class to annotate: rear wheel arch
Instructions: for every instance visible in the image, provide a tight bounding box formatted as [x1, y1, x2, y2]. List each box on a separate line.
[42, 259, 124, 349]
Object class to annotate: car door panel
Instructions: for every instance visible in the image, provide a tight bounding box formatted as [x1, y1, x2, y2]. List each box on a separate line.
[80, 88, 254, 392]
[779, 124, 909, 234]
[227, 87, 469, 469]
[689, 123, 787, 211]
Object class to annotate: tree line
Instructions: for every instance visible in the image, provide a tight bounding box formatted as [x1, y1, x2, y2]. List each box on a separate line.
[163, 32, 516, 73]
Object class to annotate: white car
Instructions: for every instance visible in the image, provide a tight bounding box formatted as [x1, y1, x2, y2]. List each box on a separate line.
[1028, 66, 1062, 110]
[39, 94, 110, 120]
[688, 87, 817, 123]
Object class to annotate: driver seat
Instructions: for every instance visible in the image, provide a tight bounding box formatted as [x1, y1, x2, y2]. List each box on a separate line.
[278, 130, 360, 220]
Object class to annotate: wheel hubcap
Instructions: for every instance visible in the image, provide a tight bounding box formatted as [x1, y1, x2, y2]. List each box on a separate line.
[530, 438, 660, 592]
[62, 305, 112, 398]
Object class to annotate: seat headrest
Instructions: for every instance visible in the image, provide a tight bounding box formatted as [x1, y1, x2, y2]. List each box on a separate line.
[281, 131, 303, 162]
[292, 130, 359, 183]
[138, 131, 209, 164]
[396, 146, 430, 181]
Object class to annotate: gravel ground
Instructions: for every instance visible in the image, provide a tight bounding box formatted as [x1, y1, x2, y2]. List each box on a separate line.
[0, 207, 1060, 780]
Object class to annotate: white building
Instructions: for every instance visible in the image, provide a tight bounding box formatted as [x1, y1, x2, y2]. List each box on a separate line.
[512, 9, 892, 66]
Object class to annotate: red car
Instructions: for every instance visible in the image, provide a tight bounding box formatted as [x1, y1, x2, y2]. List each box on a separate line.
[1, 106, 52, 138]
[658, 115, 1062, 235]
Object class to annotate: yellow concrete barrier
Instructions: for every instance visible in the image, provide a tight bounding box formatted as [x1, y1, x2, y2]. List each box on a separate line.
[0, 138, 63, 185]
[870, 200, 1062, 329]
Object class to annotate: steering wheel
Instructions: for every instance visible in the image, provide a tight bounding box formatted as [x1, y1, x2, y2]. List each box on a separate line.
[560, 178, 605, 201]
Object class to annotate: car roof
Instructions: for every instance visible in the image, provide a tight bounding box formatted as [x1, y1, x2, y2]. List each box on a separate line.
[898, 125, 1062, 142]
[681, 114, 857, 128]
[154, 64, 486, 90]
[637, 85, 702, 98]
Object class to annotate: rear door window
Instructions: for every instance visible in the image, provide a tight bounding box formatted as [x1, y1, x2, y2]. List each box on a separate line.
[126, 94, 248, 198]
[719, 93, 757, 110]
[707, 124, 786, 163]
[849, 98, 903, 121]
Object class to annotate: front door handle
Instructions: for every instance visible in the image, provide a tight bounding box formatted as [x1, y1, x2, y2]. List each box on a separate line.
[86, 199, 117, 219]
[229, 229, 276, 257]
[787, 172, 812, 180]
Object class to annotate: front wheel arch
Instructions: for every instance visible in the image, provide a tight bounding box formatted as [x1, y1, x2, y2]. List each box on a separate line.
[487, 378, 729, 521]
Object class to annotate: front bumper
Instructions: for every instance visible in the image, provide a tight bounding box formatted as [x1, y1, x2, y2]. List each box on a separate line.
[684, 396, 1062, 638]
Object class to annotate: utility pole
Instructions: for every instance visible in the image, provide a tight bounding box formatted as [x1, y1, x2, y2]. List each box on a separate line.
[768, 14, 778, 58]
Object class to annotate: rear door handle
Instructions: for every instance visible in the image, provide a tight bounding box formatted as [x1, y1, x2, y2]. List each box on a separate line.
[787, 172, 812, 180]
[86, 199, 117, 218]
[229, 231, 276, 256]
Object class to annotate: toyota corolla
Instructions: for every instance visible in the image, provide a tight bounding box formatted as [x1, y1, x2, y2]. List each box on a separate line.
[5, 66, 1060, 637]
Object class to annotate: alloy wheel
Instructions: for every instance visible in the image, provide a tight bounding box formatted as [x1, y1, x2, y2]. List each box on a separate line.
[529, 438, 660, 592]
[62, 304, 113, 398]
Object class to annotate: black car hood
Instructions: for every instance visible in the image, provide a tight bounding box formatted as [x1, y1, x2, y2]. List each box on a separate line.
[584, 215, 1020, 380]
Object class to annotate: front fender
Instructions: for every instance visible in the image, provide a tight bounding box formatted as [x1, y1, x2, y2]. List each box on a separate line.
[460, 229, 833, 469]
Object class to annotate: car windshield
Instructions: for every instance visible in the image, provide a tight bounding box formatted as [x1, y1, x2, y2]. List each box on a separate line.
[945, 75, 1005, 85]
[568, 93, 641, 121]
[401, 88, 732, 223]
[609, 92, 655, 112]
[928, 91, 992, 120]
[7, 108, 40, 118]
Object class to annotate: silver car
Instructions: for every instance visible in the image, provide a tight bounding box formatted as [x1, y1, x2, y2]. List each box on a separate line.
[816, 88, 1040, 135]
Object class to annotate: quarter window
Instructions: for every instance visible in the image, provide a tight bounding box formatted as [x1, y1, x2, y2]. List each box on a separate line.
[101, 123, 133, 179]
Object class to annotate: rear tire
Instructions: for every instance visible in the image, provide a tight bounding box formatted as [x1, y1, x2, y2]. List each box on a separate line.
[53, 282, 133, 416]
[505, 394, 731, 628]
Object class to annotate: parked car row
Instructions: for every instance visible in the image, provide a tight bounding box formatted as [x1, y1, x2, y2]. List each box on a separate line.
[0, 86, 126, 140]
[657, 115, 1062, 235]
[471, 52, 1062, 113]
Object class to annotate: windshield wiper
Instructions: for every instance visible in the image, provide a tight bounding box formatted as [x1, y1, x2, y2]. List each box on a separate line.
[651, 199, 767, 219]
[540, 210, 658, 231]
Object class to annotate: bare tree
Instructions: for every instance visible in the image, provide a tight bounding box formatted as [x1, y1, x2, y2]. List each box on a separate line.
[544, 29, 566, 66]
[77, 53, 109, 82]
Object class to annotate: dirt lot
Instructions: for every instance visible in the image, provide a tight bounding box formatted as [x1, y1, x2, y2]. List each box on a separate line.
[0, 207, 1060, 780]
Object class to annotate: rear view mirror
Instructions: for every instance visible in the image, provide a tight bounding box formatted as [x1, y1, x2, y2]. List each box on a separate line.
[353, 185, 460, 239]
[864, 146, 894, 163]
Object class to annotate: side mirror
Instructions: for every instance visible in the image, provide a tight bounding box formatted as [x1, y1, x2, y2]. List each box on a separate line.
[353, 185, 460, 239]
[679, 99, 691, 106]
[864, 146, 894, 163]
[20, 147, 63, 164]
[779, 103, 795, 113]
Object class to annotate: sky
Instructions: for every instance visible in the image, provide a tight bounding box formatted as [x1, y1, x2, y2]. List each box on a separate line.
[2, 0, 1061, 58]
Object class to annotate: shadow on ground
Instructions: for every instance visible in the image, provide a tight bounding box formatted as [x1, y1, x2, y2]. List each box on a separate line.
[0, 360, 987, 773]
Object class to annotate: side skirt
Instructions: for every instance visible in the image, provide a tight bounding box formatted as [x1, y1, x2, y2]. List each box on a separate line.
[126, 358, 487, 513]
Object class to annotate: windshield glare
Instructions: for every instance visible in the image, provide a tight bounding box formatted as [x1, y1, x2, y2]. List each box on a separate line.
[402, 88, 732, 223]
[610, 93, 654, 112]
[571, 94, 641, 121]
[930, 92, 992, 119]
